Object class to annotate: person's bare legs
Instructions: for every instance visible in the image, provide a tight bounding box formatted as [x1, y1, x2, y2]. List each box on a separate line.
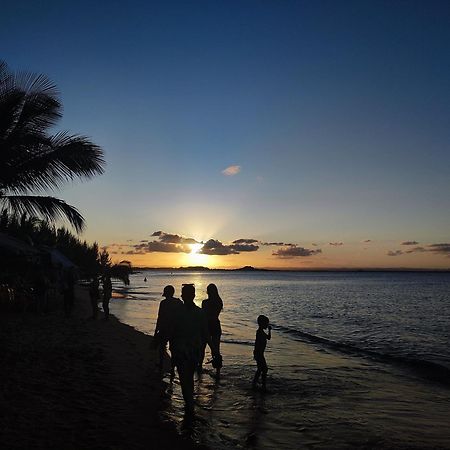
[177, 362, 195, 413]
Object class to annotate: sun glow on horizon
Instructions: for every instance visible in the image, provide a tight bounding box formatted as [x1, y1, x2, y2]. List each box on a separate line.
[183, 242, 209, 266]
[190, 243, 204, 254]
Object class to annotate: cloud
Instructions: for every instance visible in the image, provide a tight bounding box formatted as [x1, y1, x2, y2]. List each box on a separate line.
[150, 231, 198, 244]
[387, 250, 403, 256]
[427, 243, 450, 256]
[198, 239, 259, 255]
[130, 241, 191, 253]
[222, 165, 241, 176]
[124, 249, 146, 255]
[200, 239, 238, 255]
[233, 238, 259, 244]
[129, 232, 197, 254]
[329, 242, 344, 246]
[261, 241, 295, 246]
[230, 243, 259, 252]
[405, 246, 426, 254]
[273, 246, 322, 258]
[401, 241, 419, 246]
[387, 243, 450, 257]
[146, 241, 191, 253]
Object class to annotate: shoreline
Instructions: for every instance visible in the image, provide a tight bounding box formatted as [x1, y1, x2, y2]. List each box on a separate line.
[0, 286, 204, 450]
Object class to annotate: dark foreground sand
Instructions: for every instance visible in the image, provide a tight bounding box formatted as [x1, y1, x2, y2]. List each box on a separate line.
[0, 286, 202, 450]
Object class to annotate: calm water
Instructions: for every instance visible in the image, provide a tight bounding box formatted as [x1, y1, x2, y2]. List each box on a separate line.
[110, 271, 450, 449]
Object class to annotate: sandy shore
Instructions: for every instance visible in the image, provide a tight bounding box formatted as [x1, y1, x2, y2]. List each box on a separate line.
[0, 286, 203, 450]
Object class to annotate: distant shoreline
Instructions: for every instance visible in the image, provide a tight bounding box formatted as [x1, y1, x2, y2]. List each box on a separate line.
[131, 265, 450, 273]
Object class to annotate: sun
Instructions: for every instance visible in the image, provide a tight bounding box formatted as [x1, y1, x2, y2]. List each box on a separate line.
[184, 243, 208, 266]
[190, 243, 204, 254]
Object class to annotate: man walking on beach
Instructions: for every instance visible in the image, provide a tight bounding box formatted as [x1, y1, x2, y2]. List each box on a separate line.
[154, 285, 182, 375]
[171, 283, 211, 413]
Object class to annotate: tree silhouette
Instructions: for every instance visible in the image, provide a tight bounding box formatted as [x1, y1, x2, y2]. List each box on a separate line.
[0, 61, 105, 232]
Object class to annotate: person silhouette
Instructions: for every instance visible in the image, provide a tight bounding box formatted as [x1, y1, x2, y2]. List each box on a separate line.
[102, 275, 112, 320]
[252, 315, 271, 392]
[171, 283, 211, 413]
[200, 283, 223, 378]
[89, 276, 100, 319]
[154, 285, 182, 375]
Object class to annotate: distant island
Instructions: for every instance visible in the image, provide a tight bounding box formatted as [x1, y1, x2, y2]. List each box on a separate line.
[131, 266, 449, 273]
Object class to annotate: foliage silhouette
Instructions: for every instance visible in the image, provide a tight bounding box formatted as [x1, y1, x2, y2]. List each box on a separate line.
[0, 61, 105, 232]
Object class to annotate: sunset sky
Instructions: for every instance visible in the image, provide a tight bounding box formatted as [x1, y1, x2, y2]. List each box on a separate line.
[2, 0, 449, 269]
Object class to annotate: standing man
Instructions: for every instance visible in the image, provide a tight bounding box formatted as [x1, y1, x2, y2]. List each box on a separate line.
[171, 283, 211, 414]
[154, 285, 182, 375]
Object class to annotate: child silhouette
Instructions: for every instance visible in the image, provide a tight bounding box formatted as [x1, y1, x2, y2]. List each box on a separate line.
[252, 314, 271, 392]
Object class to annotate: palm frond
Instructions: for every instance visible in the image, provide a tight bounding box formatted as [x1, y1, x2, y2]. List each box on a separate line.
[0, 62, 61, 141]
[0, 132, 105, 193]
[0, 195, 85, 232]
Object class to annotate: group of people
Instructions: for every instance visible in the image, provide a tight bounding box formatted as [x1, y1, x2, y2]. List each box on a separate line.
[88, 275, 112, 320]
[154, 282, 272, 413]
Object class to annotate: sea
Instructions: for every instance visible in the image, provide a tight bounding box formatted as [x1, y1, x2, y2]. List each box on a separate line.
[110, 270, 450, 449]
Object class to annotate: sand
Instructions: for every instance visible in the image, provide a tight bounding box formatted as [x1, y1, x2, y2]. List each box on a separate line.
[0, 286, 203, 450]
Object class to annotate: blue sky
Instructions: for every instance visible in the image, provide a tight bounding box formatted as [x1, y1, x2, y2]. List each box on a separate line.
[2, 0, 449, 267]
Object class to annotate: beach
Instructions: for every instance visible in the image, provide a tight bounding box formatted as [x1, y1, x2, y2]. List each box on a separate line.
[2, 273, 450, 450]
[0, 286, 202, 450]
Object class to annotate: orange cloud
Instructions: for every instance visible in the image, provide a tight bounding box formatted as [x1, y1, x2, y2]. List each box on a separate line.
[222, 165, 241, 176]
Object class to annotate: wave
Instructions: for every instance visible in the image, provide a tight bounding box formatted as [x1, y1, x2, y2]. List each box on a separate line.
[221, 338, 254, 346]
[273, 324, 450, 386]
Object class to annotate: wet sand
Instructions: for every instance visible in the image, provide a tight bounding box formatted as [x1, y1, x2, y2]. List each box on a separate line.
[0, 286, 202, 450]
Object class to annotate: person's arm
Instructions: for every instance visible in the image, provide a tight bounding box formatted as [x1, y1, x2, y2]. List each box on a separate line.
[266, 325, 271, 340]
[204, 314, 215, 353]
[154, 302, 162, 336]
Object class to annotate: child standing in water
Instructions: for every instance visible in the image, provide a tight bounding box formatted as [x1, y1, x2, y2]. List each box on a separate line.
[252, 314, 271, 391]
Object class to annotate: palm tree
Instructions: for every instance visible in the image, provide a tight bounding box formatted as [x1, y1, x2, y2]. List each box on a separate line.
[0, 61, 105, 232]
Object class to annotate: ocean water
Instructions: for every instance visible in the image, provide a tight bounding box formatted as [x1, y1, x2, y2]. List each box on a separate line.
[110, 271, 450, 449]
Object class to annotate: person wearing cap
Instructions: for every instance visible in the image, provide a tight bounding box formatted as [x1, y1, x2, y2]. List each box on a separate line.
[154, 285, 182, 375]
[171, 283, 212, 413]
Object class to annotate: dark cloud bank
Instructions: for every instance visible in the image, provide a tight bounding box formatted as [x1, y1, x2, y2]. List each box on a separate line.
[387, 243, 450, 257]
[119, 231, 323, 258]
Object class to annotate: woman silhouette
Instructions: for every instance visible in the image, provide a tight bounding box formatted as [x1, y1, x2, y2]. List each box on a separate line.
[200, 283, 223, 378]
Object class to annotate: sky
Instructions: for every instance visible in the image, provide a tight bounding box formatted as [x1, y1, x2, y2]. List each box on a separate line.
[1, 0, 449, 269]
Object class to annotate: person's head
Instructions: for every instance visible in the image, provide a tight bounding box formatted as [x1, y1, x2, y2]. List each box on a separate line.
[181, 283, 195, 303]
[207, 283, 219, 298]
[257, 314, 270, 329]
[162, 285, 175, 298]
